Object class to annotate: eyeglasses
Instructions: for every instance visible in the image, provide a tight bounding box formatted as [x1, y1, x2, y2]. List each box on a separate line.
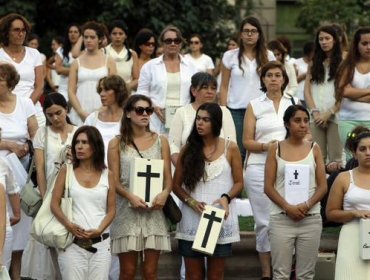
[190, 41, 200, 45]
[163, 38, 182, 45]
[143, 42, 156, 47]
[133, 106, 154, 115]
[10, 28, 27, 34]
[241, 29, 258, 35]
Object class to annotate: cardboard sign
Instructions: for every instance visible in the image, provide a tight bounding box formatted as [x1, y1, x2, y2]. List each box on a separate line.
[129, 157, 164, 207]
[284, 164, 309, 205]
[360, 218, 370, 260]
[192, 205, 225, 255]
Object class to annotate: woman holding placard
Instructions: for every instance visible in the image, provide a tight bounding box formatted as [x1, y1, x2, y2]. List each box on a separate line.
[173, 102, 243, 280]
[264, 105, 327, 279]
[326, 127, 370, 279]
[108, 94, 172, 280]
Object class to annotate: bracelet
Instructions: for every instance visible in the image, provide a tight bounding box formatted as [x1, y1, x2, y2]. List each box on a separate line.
[310, 108, 320, 117]
[304, 200, 310, 210]
[221, 193, 231, 204]
[187, 198, 197, 208]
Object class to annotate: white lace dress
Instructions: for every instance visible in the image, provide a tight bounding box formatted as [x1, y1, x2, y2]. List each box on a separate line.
[175, 154, 240, 244]
[110, 137, 171, 253]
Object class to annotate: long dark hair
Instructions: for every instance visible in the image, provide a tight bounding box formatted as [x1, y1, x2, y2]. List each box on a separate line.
[43, 93, 72, 125]
[62, 23, 81, 62]
[134, 28, 156, 58]
[71, 125, 106, 170]
[345, 126, 370, 154]
[181, 103, 222, 191]
[119, 94, 153, 147]
[238, 17, 269, 75]
[311, 25, 342, 84]
[109, 20, 132, 61]
[283, 105, 310, 139]
[335, 27, 370, 102]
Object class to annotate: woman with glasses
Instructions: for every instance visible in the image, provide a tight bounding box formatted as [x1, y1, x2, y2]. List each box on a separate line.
[137, 25, 198, 134]
[184, 34, 214, 75]
[108, 94, 172, 280]
[0, 13, 45, 127]
[220, 16, 275, 163]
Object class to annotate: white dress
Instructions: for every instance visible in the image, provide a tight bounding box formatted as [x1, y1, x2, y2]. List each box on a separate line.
[69, 58, 108, 126]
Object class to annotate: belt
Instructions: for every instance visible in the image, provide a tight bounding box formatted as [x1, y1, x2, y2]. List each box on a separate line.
[279, 212, 317, 217]
[73, 233, 109, 253]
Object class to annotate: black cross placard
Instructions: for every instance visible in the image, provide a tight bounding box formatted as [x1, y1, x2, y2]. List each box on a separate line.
[137, 165, 160, 202]
[201, 210, 223, 248]
[293, 170, 299, 180]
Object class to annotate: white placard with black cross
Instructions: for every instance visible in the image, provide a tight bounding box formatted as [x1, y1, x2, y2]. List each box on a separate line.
[360, 218, 370, 259]
[192, 205, 225, 255]
[284, 164, 309, 205]
[129, 157, 164, 207]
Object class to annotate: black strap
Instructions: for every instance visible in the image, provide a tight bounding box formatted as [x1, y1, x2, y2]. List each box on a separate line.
[277, 142, 281, 157]
[291, 97, 296, 105]
[131, 141, 144, 158]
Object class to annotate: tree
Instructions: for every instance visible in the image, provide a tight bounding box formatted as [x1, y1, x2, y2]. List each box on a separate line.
[296, 0, 370, 35]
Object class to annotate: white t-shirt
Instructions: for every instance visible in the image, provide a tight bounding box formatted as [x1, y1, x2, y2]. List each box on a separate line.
[0, 47, 43, 99]
[0, 96, 36, 158]
[184, 53, 215, 73]
[294, 57, 308, 100]
[222, 48, 275, 109]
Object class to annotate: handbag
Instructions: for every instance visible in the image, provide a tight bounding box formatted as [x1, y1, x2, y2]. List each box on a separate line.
[131, 140, 182, 223]
[31, 163, 74, 249]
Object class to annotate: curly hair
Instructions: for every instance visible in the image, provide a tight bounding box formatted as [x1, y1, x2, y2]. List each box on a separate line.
[0, 63, 20, 90]
[0, 13, 31, 46]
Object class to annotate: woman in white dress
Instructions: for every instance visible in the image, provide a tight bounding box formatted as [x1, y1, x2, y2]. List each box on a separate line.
[0, 184, 5, 270]
[68, 21, 116, 126]
[184, 34, 214, 74]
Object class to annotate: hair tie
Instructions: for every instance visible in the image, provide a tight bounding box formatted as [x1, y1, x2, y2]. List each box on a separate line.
[347, 132, 356, 139]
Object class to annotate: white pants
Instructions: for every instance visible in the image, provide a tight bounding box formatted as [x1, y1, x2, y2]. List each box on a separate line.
[3, 227, 13, 269]
[108, 255, 119, 280]
[245, 164, 271, 253]
[58, 237, 111, 280]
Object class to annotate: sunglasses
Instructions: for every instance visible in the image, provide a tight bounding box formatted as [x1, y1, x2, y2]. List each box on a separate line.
[190, 41, 200, 45]
[133, 106, 154, 115]
[163, 38, 182, 45]
[143, 42, 156, 47]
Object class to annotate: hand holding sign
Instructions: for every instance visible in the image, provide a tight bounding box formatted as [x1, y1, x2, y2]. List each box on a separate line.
[151, 190, 169, 210]
[128, 193, 148, 209]
[212, 197, 229, 219]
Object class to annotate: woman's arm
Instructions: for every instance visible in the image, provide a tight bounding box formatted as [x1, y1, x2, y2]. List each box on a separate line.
[68, 60, 86, 120]
[219, 62, 231, 106]
[54, 54, 70, 76]
[71, 36, 83, 59]
[27, 115, 38, 139]
[35, 149, 47, 198]
[107, 57, 117, 75]
[127, 51, 139, 92]
[30, 65, 44, 104]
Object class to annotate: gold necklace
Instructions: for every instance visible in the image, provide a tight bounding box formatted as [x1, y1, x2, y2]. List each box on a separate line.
[5, 47, 24, 61]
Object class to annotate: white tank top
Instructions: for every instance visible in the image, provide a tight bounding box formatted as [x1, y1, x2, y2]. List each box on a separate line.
[343, 170, 370, 211]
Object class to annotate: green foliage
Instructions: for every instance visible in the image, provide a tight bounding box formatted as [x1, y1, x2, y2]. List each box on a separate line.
[296, 0, 370, 35]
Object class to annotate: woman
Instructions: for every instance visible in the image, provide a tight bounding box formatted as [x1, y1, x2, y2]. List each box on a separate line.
[267, 40, 298, 97]
[51, 126, 116, 279]
[21, 92, 78, 279]
[173, 102, 243, 280]
[169, 72, 236, 165]
[0, 184, 5, 271]
[68, 21, 116, 126]
[105, 20, 138, 92]
[184, 34, 214, 74]
[243, 61, 298, 279]
[264, 105, 327, 279]
[305, 25, 343, 172]
[0, 13, 45, 127]
[133, 28, 156, 73]
[84, 75, 128, 163]
[55, 24, 81, 101]
[335, 27, 370, 158]
[46, 36, 63, 93]
[0, 62, 38, 280]
[326, 128, 370, 279]
[137, 25, 198, 134]
[108, 94, 172, 280]
[220, 16, 275, 162]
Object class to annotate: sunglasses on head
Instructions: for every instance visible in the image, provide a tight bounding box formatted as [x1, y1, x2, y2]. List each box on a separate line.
[143, 42, 156, 47]
[163, 38, 182, 45]
[133, 106, 154, 115]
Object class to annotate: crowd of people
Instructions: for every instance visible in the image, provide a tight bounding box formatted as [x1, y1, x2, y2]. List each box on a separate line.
[0, 11, 370, 280]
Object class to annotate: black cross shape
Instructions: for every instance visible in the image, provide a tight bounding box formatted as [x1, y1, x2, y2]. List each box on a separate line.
[137, 165, 160, 202]
[201, 210, 223, 248]
[293, 170, 299, 180]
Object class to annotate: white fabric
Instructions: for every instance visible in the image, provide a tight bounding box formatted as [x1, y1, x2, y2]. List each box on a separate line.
[69, 58, 108, 126]
[56, 49, 74, 101]
[175, 153, 240, 244]
[284, 61, 298, 97]
[70, 168, 110, 232]
[247, 94, 298, 165]
[168, 103, 236, 154]
[105, 45, 133, 83]
[136, 54, 198, 134]
[222, 48, 275, 109]
[166, 72, 181, 105]
[271, 143, 320, 215]
[33, 125, 77, 187]
[294, 57, 308, 100]
[84, 112, 120, 164]
[343, 170, 370, 211]
[310, 64, 337, 122]
[3, 228, 13, 270]
[51, 68, 60, 87]
[339, 68, 370, 121]
[184, 53, 215, 72]
[12, 209, 32, 251]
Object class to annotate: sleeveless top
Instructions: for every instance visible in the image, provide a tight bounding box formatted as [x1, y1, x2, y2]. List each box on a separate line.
[175, 141, 240, 244]
[270, 142, 320, 215]
[343, 170, 370, 211]
[70, 168, 110, 233]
